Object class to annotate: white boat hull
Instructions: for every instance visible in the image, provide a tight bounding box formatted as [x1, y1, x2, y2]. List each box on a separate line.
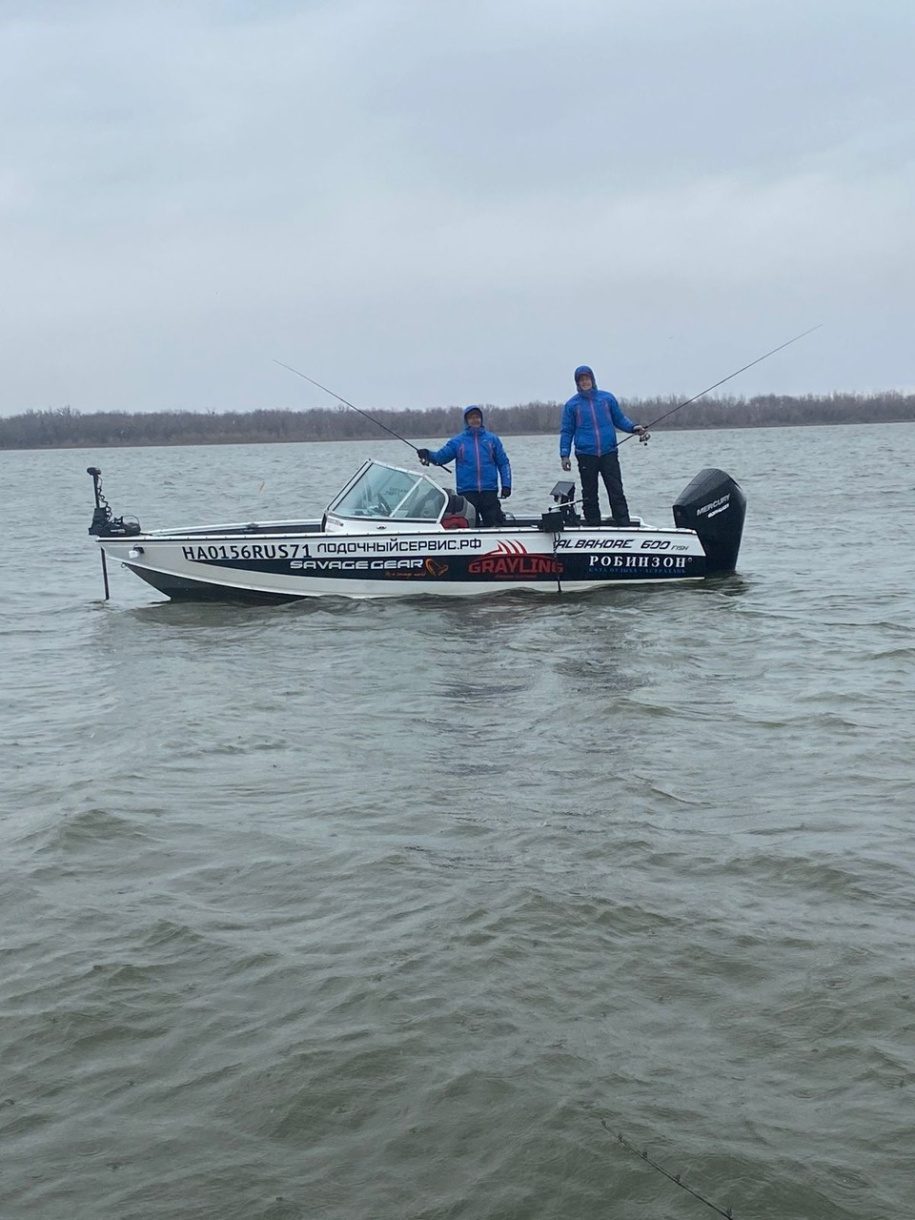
[98, 523, 709, 600]
[89, 460, 746, 602]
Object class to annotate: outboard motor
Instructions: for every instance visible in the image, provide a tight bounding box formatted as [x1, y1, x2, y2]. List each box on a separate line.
[673, 469, 746, 573]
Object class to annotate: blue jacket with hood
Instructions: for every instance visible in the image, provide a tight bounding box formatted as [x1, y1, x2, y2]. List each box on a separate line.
[427, 408, 511, 494]
[560, 366, 637, 459]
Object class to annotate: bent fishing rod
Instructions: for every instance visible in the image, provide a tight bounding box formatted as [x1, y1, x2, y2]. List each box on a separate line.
[273, 358, 448, 461]
[620, 324, 822, 446]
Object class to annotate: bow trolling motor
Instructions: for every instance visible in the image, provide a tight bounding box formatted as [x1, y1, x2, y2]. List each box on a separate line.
[87, 467, 141, 538]
[87, 467, 141, 600]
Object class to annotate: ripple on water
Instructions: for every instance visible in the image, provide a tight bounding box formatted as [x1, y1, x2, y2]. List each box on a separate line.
[3, 429, 915, 1218]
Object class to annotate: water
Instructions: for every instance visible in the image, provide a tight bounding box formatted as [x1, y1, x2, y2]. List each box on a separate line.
[2, 425, 914, 1219]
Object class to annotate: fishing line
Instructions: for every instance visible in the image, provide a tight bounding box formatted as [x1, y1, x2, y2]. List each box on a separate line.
[619, 324, 823, 445]
[273, 359, 424, 453]
[600, 1120, 735, 1218]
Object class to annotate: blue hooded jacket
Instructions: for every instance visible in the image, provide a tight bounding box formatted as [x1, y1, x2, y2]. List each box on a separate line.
[560, 365, 637, 458]
[426, 407, 512, 494]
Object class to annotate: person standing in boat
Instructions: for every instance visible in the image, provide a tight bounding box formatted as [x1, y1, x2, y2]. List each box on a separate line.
[560, 365, 646, 527]
[417, 406, 512, 527]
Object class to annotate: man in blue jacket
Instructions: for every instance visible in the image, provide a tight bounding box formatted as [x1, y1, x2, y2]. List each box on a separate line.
[559, 365, 646, 527]
[418, 406, 512, 527]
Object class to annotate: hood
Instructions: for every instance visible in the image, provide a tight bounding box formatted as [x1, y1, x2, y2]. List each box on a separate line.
[463, 405, 485, 427]
[574, 365, 597, 391]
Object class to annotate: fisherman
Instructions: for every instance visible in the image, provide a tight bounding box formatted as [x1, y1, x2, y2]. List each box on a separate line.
[559, 365, 646, 527]
[418, 406, 512, 527]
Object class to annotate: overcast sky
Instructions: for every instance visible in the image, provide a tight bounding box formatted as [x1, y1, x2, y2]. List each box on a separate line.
[1, 0, 912, 416]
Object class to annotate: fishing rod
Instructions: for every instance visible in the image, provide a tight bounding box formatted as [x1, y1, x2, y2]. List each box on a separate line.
[620, 324, 823, 445]
[600, 1120, 736, 1218]
[273, 359, 437, 458]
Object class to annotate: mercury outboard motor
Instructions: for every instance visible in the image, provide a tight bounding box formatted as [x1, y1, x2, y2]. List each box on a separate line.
[673, 468, 746, 574]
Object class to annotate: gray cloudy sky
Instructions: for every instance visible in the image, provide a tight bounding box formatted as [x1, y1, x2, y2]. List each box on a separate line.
[1, 0, 912, 416]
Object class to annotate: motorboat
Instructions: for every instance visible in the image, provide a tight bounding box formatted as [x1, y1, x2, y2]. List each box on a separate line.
[87, 459, 746, 601]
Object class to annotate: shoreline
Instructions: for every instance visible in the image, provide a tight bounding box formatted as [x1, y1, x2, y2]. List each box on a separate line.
[2, 414, 914, 452]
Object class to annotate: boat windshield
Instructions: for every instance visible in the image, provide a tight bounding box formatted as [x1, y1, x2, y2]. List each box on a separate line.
[328, 463, 447, 522]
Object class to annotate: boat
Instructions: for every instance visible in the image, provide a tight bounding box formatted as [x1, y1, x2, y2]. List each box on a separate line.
[87, 459, 746, 602]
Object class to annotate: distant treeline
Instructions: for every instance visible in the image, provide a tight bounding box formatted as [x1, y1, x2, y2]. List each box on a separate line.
[1, 392, 913, 450]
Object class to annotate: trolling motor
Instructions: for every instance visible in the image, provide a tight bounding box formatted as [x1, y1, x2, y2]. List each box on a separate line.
[538, 479, 581, 532]
[87, 466, 141, 602]
[87, 467, 141, 538]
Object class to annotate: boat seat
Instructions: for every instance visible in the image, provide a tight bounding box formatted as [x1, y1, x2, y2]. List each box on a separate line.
[442, 491, 474, 529]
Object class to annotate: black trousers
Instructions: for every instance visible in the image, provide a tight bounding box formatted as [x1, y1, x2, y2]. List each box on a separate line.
[576, 452, 631, 526]
[463, 490, 505, 527]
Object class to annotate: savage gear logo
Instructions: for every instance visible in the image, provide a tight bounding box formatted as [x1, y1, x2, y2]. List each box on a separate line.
[425, 558, 449, 576]
[468, 542, 562, 578]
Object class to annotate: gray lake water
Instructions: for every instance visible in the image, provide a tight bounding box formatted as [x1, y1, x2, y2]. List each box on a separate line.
[2, 424, 914, 1219]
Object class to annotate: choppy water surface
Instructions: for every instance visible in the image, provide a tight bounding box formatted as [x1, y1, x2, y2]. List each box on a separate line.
[2, 425, 914, 1219]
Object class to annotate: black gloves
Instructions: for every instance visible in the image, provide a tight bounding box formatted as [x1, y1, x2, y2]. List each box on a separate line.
[417, 448, 431, 465]
[500, 487, 512, 499]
